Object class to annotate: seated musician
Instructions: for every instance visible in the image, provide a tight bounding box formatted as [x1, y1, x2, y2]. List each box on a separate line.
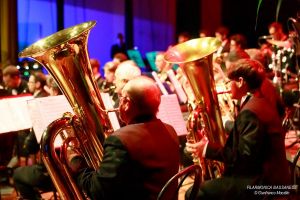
[185, 59, 290, 200]
[68, 76, 180, 200]
[98, 61, 118, 93]
[154, 51, 175, 94]
[12, 80, 61, 200]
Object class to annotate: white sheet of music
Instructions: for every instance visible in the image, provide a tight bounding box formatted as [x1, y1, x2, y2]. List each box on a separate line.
[151, 71, 169, 95]
[157, 94, 187, 136]
[166, 69, 188, 104]
[100, 92, 120, 131]
[0, 96, 34, 134]
[27, 95, 73, 143]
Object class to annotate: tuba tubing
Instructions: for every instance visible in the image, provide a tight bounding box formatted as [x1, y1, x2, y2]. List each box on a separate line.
[164, 37, 226, 180]
[19, 21, 113, 200]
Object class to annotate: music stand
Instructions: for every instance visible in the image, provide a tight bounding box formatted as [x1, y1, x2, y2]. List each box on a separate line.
[127, 49, 146, 70]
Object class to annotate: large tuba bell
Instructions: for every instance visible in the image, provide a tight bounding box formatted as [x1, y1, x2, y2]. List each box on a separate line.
[19, 21, 114, 199]
[164, 37, 226, 180]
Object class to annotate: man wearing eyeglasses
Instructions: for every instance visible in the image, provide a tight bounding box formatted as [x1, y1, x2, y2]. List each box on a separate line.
[69, 76, 180, 200]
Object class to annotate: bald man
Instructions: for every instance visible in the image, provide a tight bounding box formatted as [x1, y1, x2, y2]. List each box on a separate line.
[72, 76, 180, 200]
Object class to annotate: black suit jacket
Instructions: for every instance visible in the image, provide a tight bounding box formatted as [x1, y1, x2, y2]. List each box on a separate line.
[206, 96, 290, 185]
[77, 117, 180, 200]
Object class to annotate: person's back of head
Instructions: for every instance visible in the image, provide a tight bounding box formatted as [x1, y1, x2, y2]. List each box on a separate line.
[227, 58, 265, 92]
[120, 76, 161, 123]
[114, 60, 141, 94]
[245, 48, 269, 70]
[226, 49, 250, 62]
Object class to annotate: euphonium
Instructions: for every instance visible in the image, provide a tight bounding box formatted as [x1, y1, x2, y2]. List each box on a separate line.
[19, 21, 114, 200]
[164, 37, 226, 180]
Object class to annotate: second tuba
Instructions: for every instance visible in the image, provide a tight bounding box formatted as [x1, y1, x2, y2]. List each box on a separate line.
[164, 37, 226, 180]
[19, 21, 114, 199]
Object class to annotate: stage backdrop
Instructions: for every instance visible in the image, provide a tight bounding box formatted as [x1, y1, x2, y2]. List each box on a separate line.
[18, 0, 176, 72]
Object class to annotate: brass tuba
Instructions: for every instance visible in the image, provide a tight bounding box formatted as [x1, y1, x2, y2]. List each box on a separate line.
[164, 37, 226, 180]
[19, 21, 114, 199]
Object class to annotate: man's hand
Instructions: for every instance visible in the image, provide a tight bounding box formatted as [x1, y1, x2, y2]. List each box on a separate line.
[67, 153, 87, 176]
[185, 136, 208, 158]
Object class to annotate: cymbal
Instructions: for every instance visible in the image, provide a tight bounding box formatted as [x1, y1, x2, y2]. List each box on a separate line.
[266, 39, 291, 48]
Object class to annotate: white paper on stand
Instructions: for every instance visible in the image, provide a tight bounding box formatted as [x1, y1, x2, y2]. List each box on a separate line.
[157, 94, 187, 136]
[0, 96, 34, 134]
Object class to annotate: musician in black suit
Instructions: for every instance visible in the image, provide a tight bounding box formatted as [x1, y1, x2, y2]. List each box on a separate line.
[28, 71, 49, 98]
[185, 59, 290, 200]
[110, 33, 128, 59]
[2, 65, 28, 95]
[70, 76, 180, 200]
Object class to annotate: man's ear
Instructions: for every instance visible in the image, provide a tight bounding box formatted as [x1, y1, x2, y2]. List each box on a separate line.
[123, 98, 131, 111]
[237, 77, 245, 88]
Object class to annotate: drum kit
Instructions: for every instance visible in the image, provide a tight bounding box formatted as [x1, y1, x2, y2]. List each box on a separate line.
[258, 18, 300, 135]
[270, 18, 300, 133]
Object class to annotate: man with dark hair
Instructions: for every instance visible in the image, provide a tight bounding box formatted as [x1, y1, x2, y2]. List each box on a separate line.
[110, 33, 128, 59]
[2, 65, 28, 95]
[185, 59, 290, 200]
[215, 26, 230, 55]
[69, 76, 180, 200]
[28, 71, 48, 98]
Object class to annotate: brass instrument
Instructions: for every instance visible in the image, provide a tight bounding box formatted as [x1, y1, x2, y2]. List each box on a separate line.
[19, 21, 114, 199]
[164, 37, 226, 180]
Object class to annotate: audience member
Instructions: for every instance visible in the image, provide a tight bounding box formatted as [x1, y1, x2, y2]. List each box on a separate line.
[185, 59, 290, 200]
[69, 76, 180, 200]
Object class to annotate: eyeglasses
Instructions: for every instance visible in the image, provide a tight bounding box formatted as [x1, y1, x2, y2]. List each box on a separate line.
[118, 94, 130, 102]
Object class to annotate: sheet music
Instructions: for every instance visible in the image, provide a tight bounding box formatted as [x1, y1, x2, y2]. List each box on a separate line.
[166, 69, 188, 104]
[157, 94, 187, 136]
[27, 95, 73, 143]
[100, 92, 120, 131]
[0, 96, 34, 134]
[151, 71, 169, 95]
